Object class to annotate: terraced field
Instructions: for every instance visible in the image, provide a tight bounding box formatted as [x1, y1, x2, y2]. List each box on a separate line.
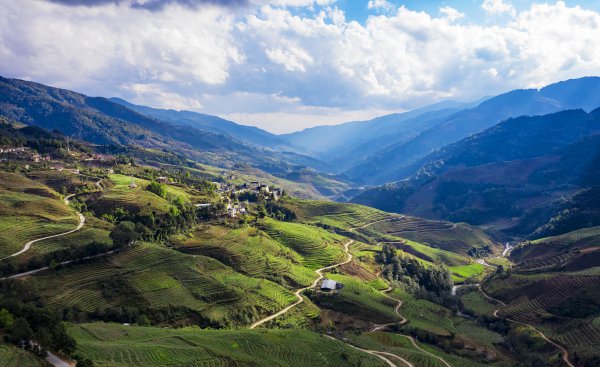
[511, 226, 600, 264]
[172, 226, 316, 287]
[261, 219, 347, 269]
[367, 217, 497, 255]
[68, 323, 386, 367]
[25, 170, 97, 194]
[87, 174, 178, 216]
[317, 273, 399, 324]
[347, 332, 490, 367]
[33, 243, 298, 326]
[0, 344, 45, 367]
[0, 172, 80, 258]
[497, 275, 600, 323]
[22, 216, 112, 259]
[282, 199, 392, 229]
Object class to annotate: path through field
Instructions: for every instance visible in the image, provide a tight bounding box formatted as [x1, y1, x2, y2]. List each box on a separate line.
[478, 285, 574, 366]
[250, 239, 354, 328]
[0, 193, 85, 260]
[251, 219, 396, 329]
[0, 175, 104, 260]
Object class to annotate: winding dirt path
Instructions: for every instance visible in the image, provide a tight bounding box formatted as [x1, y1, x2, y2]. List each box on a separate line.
[1, 193, 85, 260]
[250, 218, 398, 329]
[250, 239, 354, 329]
[478, 286, 574, 367]
[323, 335, 402, 367]
[1, 175, 105, 260]
[369, 286, 453, 367]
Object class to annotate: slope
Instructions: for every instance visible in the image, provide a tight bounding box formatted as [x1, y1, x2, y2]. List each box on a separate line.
[347, 77, 600, 184]
[352, 108, 600, 237]
[110, 97, 292, 150]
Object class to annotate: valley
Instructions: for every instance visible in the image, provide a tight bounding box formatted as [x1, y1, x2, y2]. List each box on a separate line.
[0, 75, 599, 367]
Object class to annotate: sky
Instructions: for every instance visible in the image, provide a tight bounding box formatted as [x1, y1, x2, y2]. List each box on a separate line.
[1, 0, 600, 133]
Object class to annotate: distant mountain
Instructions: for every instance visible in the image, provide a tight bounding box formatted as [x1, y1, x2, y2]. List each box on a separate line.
[110, 98, 293, 150]
[0, 76, 326, 175]
[346, 77, 600, 184]
[352, 108, 600, 238]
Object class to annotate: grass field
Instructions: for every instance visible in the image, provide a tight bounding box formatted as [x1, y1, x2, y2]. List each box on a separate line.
[316, 273, 399, 324]
[0, 344, 46, 367]
[460, 289, 498, 315]
[33, 243, 298, 327]
[172, 225, 317, 287]
[87, 174, 181, 216]
[0, 172, 80, 258]
[368, 217, 498, 255]
[68, 323, 386, 367]
[282, 199, 392, 229]
[260, 218, 347, 269]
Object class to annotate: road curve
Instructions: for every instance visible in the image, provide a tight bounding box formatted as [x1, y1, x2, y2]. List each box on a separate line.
[478, 286, 574, 367]
[370, 286, 453, 367]
[250, 218, 396, 329]
[323, 335, 405, 367]
[250, 239, 354, 329]
[0, 176, 105, 261]
[0, 193, 85, 260]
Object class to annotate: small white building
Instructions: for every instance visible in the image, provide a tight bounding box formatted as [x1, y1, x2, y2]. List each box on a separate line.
[321, 279, 338, 291]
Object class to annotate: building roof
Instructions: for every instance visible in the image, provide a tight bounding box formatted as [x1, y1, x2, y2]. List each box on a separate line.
[321, 279, 337, 290]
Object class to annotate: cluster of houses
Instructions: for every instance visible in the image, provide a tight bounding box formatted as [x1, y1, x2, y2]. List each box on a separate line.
[214, 181, 284, 200]
[0, 147, 27, 154]
[0, 147, 45, 163]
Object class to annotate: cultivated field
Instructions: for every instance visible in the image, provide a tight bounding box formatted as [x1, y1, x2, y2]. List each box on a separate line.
[68, 323, 386, 367]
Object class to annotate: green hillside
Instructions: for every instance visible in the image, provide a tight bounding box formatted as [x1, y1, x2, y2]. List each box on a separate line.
[68, 323, 385, 367]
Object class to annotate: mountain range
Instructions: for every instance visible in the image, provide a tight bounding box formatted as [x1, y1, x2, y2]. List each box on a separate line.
[2, 75, 600, 239]
[352, 108, 600, 237]
[0, 76, 323, 175]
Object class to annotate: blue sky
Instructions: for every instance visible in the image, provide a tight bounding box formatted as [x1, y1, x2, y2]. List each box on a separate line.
[2, 0, 600, 133]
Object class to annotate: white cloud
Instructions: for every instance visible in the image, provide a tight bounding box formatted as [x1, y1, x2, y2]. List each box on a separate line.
[266, 44, 314, 72]
[1, 0, 600, 133]
[439, 6, 465, 22]
[367, 0, 395, 13]
[481, 0, 516, 17]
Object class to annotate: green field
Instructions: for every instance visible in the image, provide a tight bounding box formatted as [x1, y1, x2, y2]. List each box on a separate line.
[367, 217, 498, 255]
[0, 172, 80, 258]
[0, 344, 46, 367]
[33, 243, 298, 327]
[315, 273, 399, 324]
[87, 174, 182, 216]
[260, 218, 347, 269]
[282, 199, 392, 229]
[172, 225, 316, 287]
[68, 323, 386, 367]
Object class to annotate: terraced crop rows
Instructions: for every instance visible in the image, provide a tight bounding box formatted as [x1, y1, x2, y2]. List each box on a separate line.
[35, 244, 299, 326]
[173, 227, 315, 287]
[69, 323, 386, 367]
[516, 252, 578, 272]
[0, 344, 45, 367]
[557, 323, 600, 349]
[262, 219, 346, 270]
[500, 275, 600, 323]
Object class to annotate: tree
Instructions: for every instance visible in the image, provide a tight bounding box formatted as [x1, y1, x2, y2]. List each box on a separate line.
[0, 308, 14, 329]
[109, 221, 138, 247]
[146, 181, 167, 198]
